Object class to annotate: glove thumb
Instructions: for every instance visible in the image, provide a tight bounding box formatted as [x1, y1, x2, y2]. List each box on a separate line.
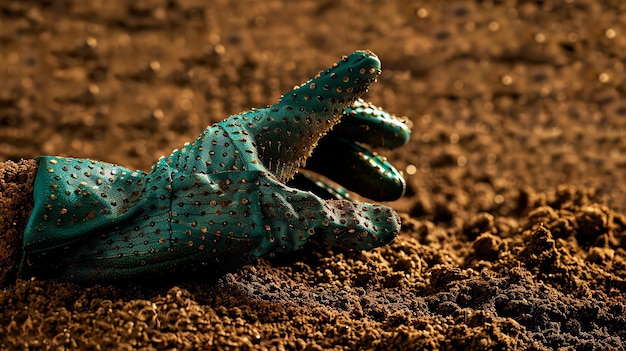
[253, 174, 400, 256]
[317, 200, 401, 250]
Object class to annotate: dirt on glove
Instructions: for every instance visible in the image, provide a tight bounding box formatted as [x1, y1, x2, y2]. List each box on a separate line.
[1, 1, 625, 350]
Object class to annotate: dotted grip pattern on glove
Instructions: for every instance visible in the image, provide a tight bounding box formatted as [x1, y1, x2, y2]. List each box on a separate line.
[22, 51, 401, 282]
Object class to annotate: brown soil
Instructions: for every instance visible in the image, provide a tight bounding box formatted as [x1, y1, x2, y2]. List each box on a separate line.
[1, 0, 626, 350]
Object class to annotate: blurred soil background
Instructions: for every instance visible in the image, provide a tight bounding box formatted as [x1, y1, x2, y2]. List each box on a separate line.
[1, 0, 626, 349]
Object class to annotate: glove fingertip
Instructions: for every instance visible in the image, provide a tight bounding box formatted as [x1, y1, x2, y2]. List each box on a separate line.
[339, 98, 411, 149]
[322, 200, 401, 250]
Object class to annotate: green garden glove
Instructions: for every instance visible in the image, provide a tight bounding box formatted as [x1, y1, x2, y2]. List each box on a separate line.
[22, 51, 409, 282]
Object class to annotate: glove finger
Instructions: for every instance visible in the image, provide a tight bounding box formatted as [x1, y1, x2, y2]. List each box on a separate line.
[303, 137, 405, 201]
[255, 175, 400, 255]
[219, 50, 381, 182]
[331, 98, 411, 149]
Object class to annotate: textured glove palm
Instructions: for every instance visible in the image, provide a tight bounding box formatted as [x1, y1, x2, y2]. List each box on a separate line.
[23, 51, 403, 282]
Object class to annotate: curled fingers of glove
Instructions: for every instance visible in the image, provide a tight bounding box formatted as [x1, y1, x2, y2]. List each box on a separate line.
[296, 99, 410, 201]
[301, 137, 405, 202]
[252, 175, 401, 258]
